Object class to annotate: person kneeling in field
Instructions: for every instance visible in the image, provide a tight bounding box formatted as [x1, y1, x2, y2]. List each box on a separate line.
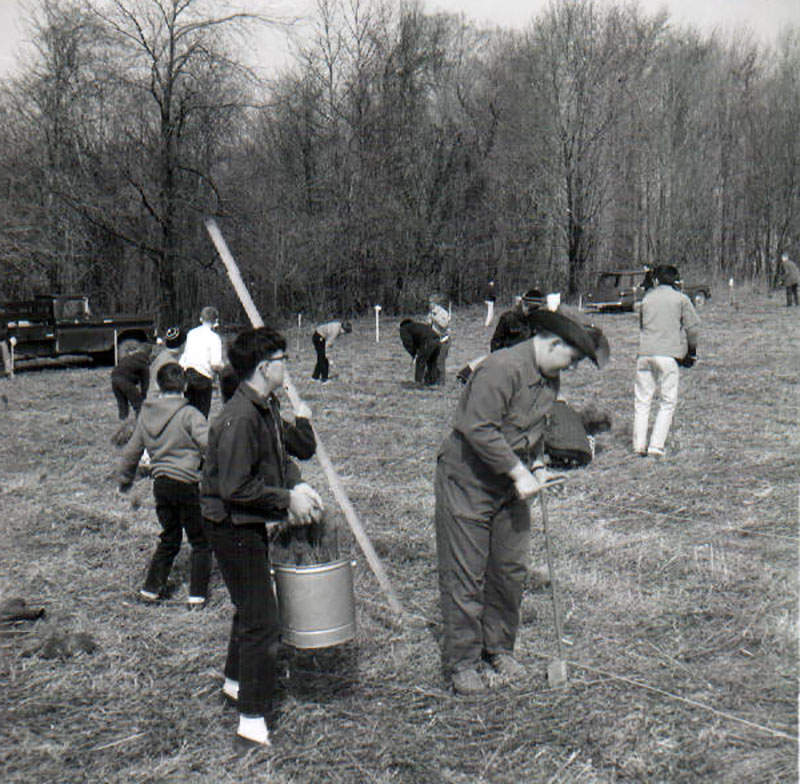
[201, 327, 323, 748]
[435, 308, 607, 696]
[118, 362, 211, 608]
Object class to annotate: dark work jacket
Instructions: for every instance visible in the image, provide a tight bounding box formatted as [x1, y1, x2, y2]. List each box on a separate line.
[200, 383, 315, 524]
[399, 319, 439, 359]
[490, 310, 531, 353]
[111, 351, 150, 395]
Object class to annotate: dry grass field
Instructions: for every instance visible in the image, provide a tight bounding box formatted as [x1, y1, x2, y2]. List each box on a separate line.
[1, 290, 797, 783]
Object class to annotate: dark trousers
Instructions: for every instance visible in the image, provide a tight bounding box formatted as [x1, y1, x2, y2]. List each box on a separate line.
[203, 519, 280, 716]
[434, 462, 530, 674]
[185, 368, 213, 417]
[312, 332, 329, 381]
[111, 378, 143, 420]
[142, 476, 211, 598]
[786, 284, 799, 306]
[415, 341, 440, 385]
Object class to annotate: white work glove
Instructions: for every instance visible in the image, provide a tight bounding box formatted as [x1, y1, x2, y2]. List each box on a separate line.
[288, 482, 324, 526]
[509, 463, 566, 500]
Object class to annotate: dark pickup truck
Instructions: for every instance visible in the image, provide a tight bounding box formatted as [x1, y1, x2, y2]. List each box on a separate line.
[0, 294, 157, 366]
[580, 269, 711, 313]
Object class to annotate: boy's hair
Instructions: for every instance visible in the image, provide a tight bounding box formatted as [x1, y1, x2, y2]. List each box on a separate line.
[200, 306, 219, 324]
[342, 320, 353, 333]
[228, 327, 286, 380]
[157, 362, 186, 393]
[654, 265, 680, 288]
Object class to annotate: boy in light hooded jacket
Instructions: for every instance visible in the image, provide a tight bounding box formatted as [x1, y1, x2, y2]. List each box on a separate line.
[118, 362, 211, 607]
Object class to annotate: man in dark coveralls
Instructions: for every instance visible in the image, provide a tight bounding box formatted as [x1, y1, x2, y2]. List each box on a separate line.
[489, 288, 545, 352]
[435, 308, 606, 695]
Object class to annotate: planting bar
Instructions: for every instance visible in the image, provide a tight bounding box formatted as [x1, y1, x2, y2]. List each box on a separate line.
[204, 218, 406, 621]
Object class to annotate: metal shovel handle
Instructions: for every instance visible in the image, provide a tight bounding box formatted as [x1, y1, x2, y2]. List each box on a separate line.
[539, 489, 566, 660]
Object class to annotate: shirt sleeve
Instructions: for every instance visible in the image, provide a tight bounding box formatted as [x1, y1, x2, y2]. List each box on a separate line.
[283, 417, 316, 460]
[681, 297, 700, 349]
[209, 333, 223, 371]
[215, 416, 291, 518]
[118, 422, 145, 486]
[455, 363, 520, 476]
[187, 409, 210, 456]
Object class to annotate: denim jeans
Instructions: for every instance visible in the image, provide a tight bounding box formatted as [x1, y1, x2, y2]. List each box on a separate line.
[142, 476, 211, 598]
[203, 518, 280, 717]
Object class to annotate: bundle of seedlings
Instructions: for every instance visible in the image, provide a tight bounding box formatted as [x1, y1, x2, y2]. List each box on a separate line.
[270, 512, 342, 566]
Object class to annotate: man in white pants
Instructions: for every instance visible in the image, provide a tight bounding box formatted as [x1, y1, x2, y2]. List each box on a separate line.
[633, 265, 700, 458]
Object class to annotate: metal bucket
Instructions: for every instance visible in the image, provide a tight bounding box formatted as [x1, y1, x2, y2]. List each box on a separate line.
[272, 558, 356, 649]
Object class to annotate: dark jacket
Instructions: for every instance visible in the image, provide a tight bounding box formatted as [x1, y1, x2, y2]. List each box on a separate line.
[200, 383, 316, 525]
[490, 310, 531, 352]
[399, 319, 439, 359]
[111, 351, 150, 394]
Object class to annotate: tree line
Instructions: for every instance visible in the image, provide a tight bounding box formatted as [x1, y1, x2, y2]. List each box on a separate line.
[0, 0, 797, 326]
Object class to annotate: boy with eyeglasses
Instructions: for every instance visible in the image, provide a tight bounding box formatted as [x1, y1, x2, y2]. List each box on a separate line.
[201, 327, 323, 747]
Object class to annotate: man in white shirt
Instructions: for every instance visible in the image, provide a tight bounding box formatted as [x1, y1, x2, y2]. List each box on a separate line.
[180, 306, 224, 417]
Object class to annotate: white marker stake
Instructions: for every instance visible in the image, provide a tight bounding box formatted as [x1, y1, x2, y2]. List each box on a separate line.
[297, 313, 302, 354]
[374, 305, 382, 343]
[729, 277, 735, 306]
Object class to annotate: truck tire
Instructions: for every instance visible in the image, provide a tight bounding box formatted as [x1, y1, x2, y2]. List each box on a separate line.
[692, 291, 708, 307]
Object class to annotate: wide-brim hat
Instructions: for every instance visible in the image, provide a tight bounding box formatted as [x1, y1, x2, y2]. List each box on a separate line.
[527, 305, 608, 367]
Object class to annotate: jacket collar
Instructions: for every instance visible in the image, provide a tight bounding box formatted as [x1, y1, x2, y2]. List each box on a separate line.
[236, 381, 277, 412]
[507, 338, 544, 386]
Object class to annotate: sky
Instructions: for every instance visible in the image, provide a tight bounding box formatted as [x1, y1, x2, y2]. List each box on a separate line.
[0, 0, 798, 77]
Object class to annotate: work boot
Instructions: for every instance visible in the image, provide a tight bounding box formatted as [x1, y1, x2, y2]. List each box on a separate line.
[451, 668, 487, 696]
[488, 653, 527, 683]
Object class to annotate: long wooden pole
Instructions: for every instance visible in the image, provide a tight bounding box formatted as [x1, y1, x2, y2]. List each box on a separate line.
[204, 218, 405, 620]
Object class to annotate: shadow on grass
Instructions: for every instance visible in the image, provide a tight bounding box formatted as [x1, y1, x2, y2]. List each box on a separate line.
[279, 644, 359, 703]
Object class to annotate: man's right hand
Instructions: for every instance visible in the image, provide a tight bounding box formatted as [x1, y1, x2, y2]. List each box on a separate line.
[288, 483, 324, 526]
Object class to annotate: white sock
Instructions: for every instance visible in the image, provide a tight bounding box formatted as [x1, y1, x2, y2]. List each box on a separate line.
[237, 714, 270, 746]
[222, 678, 239, 700]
